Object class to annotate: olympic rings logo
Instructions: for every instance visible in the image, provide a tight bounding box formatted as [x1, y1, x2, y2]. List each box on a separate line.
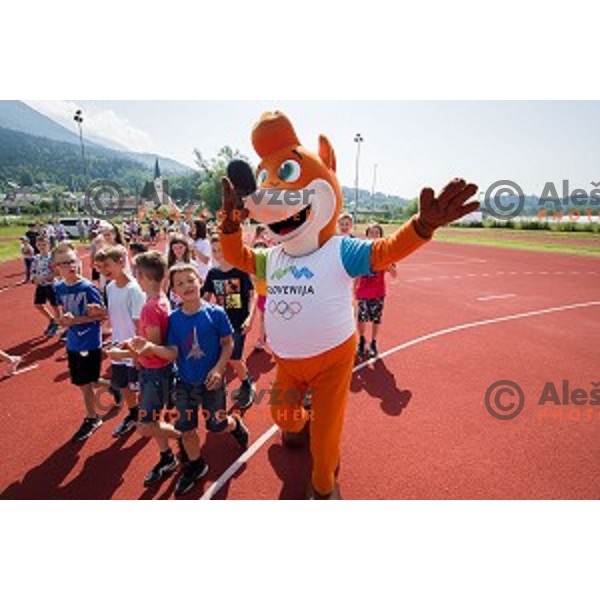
[268, 300, 303, 321]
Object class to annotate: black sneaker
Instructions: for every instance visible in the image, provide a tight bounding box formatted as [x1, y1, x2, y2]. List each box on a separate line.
[369, 340, 379, 359]
[177, 438, 190, 467]
[232, 380, 255, 410]
[143, 450, 178, 487]
[112, 409, 137, 438]
[174, 458, 209, 497]
[43, 321, 53, 336]
[357, 336, 366, 357]
[230, 416, 249, 449]
[71, 416, 102, 443]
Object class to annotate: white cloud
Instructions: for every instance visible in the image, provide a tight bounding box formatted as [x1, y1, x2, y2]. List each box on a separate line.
[25, 100, 155, 153]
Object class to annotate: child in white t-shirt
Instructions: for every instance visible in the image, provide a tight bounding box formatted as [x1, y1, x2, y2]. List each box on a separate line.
[191, 220, 212, 280]
[90, 245, 146, 437]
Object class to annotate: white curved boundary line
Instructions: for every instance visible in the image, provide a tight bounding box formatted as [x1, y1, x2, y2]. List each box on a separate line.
[1, 363, 39, 380]
[200, 300, 600, 500]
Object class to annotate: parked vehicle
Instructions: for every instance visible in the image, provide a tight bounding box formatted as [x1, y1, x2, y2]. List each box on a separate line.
[58, 217, 109, 239]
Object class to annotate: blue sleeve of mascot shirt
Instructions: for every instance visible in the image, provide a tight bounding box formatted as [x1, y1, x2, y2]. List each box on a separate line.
[340, 236, 374, 278]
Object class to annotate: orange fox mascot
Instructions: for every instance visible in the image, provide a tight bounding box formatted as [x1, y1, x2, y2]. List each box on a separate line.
[220, 111, 478, 499]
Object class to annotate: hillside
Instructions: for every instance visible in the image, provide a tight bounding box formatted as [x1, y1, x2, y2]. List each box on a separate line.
[0, 101, 192, 191]
[0, 100, 90, 147]
[0, 126, 156, 191]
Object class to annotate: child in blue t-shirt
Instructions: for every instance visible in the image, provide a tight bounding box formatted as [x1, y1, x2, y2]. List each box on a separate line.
[130, 263, 249, 497]
[52, 243, 106, 443]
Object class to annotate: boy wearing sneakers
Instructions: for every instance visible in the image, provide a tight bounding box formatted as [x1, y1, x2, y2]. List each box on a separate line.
[131, 264, 249, 497]
[52, 242, 106, 443]
[202, 235, 256, 409]
[115, 251, 182, 487]
[31, 236, 60, 337]
[91, 246, 145, 437]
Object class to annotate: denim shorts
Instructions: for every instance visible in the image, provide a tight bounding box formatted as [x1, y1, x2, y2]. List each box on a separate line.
[138, 365, 174, 424]
[173, 380, 228, 433]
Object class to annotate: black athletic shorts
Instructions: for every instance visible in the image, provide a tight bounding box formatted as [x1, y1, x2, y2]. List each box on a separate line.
[34, 284, 58, 306]
[110, 363, 139, 391]
[67, 349, 102, 386]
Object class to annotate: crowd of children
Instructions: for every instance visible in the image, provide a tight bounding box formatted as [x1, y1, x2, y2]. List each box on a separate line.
[8, 212, 394, 496]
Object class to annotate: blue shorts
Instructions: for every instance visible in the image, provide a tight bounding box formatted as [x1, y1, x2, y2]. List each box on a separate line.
[138, 365, 174, 424]
[173, 380, 228, 433]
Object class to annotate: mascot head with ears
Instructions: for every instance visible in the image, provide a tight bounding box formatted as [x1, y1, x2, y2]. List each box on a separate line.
[222, 110, 480, 252]
[242, 111, 343, 257]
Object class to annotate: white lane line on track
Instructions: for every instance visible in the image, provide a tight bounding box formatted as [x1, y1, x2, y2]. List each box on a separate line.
[404, 270, 600, 285]
[402, 260, 487, 268]
[0, 283, 22, 294]
[200, 299, 600, 500]
[10, 364, 39, 377]
[477, 294, 517, 301]
[425, 250, 487, 263]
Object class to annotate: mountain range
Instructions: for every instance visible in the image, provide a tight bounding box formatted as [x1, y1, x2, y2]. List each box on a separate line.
[0, 101, 411, 212]
[0, 101, 192, 191]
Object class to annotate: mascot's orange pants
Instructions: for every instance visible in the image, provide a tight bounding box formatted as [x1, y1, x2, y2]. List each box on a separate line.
[270, 332, 357, 495]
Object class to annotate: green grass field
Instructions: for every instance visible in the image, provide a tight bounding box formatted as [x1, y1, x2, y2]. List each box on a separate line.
[380, 223, 600, 257]
[0, 225, 29, 262]
[2, 222, 599, 263]
[0, 225, 87, 262]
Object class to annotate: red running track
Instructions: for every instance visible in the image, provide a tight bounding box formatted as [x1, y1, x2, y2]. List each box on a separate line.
[0, 241, 599, 499]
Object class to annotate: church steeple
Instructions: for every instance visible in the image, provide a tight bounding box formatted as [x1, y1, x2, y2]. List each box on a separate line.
[154, 157, 161, 180]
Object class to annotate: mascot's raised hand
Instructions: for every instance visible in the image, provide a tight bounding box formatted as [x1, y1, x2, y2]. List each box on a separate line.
[219, 160, 255, 234]
[414, 178, 479, 239]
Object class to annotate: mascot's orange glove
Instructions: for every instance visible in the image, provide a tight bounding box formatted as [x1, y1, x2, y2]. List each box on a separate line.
[414, 178, 479, 239]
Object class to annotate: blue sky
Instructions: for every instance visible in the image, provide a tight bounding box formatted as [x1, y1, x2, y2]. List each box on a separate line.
[26, 101, 600, 199]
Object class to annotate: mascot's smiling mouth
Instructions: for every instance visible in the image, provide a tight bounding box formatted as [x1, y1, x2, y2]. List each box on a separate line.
[268, 203, 312, 236]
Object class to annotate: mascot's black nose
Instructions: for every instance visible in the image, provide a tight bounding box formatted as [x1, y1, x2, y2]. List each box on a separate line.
[227, 160, 257, 198]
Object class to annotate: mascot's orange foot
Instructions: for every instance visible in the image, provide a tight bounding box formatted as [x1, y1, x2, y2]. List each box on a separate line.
[281, 420, 310, 448]
[306, 482, 341, 500]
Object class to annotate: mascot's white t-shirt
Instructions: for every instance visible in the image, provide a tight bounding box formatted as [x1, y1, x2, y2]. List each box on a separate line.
[262, 235, 373, 359]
